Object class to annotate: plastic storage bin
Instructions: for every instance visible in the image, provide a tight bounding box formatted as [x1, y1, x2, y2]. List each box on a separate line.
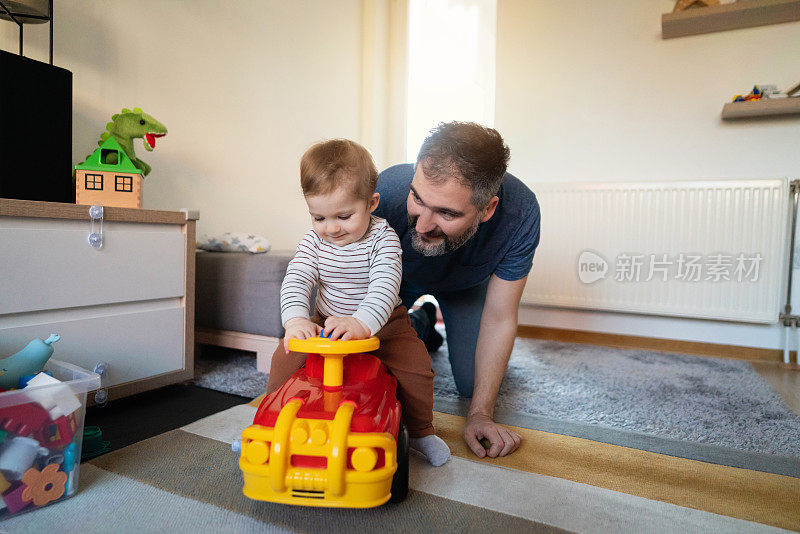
[0, 359, 100, 518]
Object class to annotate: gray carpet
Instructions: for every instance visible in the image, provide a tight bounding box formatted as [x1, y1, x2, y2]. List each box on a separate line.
[194, 345, 269, 397]
[193, 335, 800, 459]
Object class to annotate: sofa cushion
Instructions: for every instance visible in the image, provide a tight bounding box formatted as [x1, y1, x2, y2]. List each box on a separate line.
[195, 251, 296, 338]
[197, 232, 271, 254]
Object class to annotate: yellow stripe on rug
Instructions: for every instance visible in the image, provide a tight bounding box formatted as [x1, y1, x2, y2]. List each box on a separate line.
[247, 395, 800, 530]
[433, 411, 799, 531]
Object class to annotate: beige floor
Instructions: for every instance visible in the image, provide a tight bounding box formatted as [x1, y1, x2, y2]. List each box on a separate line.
[752, 361, 800, 415]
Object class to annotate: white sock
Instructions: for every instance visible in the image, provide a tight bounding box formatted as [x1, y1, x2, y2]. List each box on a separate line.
[410, 434, 450, 466]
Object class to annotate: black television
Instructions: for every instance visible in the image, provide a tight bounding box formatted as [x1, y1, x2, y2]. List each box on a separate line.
[0, 49, 73, 203]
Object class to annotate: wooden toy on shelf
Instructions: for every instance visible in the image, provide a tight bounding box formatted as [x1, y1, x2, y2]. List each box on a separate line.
[787, 80, 800, 98]
[673, 0, 719, 11]
[74, 137, 143, 209]
[662, 0, 800, 39]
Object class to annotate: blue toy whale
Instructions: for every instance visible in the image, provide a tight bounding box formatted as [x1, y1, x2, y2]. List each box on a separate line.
[0, 334, 60, 390]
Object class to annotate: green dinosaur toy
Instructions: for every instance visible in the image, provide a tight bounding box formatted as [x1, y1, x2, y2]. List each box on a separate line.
[82, 107, 168, 177]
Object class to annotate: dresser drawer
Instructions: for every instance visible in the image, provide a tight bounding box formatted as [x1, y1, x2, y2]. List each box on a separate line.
[0, 218, 185, 315]
[0, 199, 196, 400]
[0, 305, 186, 388]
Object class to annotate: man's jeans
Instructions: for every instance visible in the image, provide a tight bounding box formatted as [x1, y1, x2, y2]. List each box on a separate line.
[403, 281, 490, 398]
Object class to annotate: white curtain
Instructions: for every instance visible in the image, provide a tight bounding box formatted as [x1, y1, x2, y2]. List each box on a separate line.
[360, 0, 409, 170]
[405, 0, 497, 162]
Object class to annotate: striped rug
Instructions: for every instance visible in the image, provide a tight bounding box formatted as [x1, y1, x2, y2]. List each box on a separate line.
[4, 399, 797, 533]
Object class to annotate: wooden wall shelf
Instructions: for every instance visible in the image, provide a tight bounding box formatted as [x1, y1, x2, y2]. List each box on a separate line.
[721, 97, 800, 119]
[662, 0, 800, 39]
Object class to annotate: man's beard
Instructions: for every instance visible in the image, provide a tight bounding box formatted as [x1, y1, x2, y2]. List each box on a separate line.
[407, 214, 481, 256]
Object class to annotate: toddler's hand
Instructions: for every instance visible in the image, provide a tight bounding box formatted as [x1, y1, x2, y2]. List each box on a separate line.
[283, 318, 321, 352]
[322, 316, 370, 341]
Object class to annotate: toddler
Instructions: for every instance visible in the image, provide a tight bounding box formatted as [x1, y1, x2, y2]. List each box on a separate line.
[266, 139, 450, 466]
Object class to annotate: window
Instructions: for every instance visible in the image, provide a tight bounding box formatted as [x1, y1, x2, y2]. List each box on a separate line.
[115, 175, 133, 192]
[405, 0, 497, 161]
[85, 174, 103, 190]
[100, 148, 120, 165]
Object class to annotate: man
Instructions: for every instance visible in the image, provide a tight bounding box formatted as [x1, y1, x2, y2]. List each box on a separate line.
[374, 121, 541, 458]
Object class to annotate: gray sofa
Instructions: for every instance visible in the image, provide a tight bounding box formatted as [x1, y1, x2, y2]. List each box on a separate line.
[195, 250, 293, 338]
[194, 250, 295, 372]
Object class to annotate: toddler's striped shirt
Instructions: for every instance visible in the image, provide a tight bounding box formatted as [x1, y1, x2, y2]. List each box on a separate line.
[280, 216, 402, 335]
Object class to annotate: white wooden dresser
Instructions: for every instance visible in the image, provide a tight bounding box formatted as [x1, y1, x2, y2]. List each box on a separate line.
[0, 199, 197, 401]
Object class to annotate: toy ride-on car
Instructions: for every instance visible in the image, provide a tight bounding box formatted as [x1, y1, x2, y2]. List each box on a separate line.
[237, 336, 409, 508]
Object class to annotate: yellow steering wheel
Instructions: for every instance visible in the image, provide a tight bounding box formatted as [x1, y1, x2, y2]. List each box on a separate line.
[287, 336, 380, 354]
[287, 336, 380, 389]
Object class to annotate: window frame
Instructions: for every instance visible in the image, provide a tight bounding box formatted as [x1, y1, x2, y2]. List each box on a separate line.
[115, 175, 133, 192]
[85, 173, 103, 191]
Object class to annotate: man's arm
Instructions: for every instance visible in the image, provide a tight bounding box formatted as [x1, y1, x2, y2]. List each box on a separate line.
[463, 274, 527, 458]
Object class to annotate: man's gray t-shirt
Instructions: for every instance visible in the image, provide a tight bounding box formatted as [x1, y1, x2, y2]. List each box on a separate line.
[374, 164, 541, 293]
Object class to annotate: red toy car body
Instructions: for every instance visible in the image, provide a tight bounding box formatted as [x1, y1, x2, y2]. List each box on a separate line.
[239, 346, 409, 508]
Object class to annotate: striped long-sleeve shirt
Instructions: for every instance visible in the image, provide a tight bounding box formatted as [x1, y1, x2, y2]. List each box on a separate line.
[280, 216, 403, 335]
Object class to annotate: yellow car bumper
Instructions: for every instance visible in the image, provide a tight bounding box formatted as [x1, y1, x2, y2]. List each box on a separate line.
[239, 399, 398, 508]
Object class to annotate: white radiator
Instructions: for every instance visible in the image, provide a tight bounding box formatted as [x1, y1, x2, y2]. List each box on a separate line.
[522, 178, 790, 324]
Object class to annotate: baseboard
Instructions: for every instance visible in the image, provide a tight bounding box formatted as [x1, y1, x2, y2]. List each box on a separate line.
[517, 325, 789, 363]
[196, 327, 279, 373]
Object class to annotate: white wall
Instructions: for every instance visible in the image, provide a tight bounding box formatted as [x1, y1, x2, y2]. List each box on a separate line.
[496, 0, 800, 183]
[496, 0, 800, 350]
[6, 1, 800, 351]
[1, 0, 363, 250]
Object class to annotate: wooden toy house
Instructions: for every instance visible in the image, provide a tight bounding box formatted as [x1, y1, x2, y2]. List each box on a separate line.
[75, 137, 142, 208]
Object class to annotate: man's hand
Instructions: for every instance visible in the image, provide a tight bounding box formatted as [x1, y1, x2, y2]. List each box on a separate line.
[323, 316, 370, 341]
[464, 412, 522, 458]
[283, 317, 321, 352]
[464, 275, 527, 459]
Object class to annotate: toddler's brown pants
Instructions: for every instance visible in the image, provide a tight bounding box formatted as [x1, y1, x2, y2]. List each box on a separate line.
[265, 306, 435, 438]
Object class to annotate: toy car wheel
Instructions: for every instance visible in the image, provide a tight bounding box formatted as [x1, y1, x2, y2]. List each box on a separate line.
[389, 424, 409, 503]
